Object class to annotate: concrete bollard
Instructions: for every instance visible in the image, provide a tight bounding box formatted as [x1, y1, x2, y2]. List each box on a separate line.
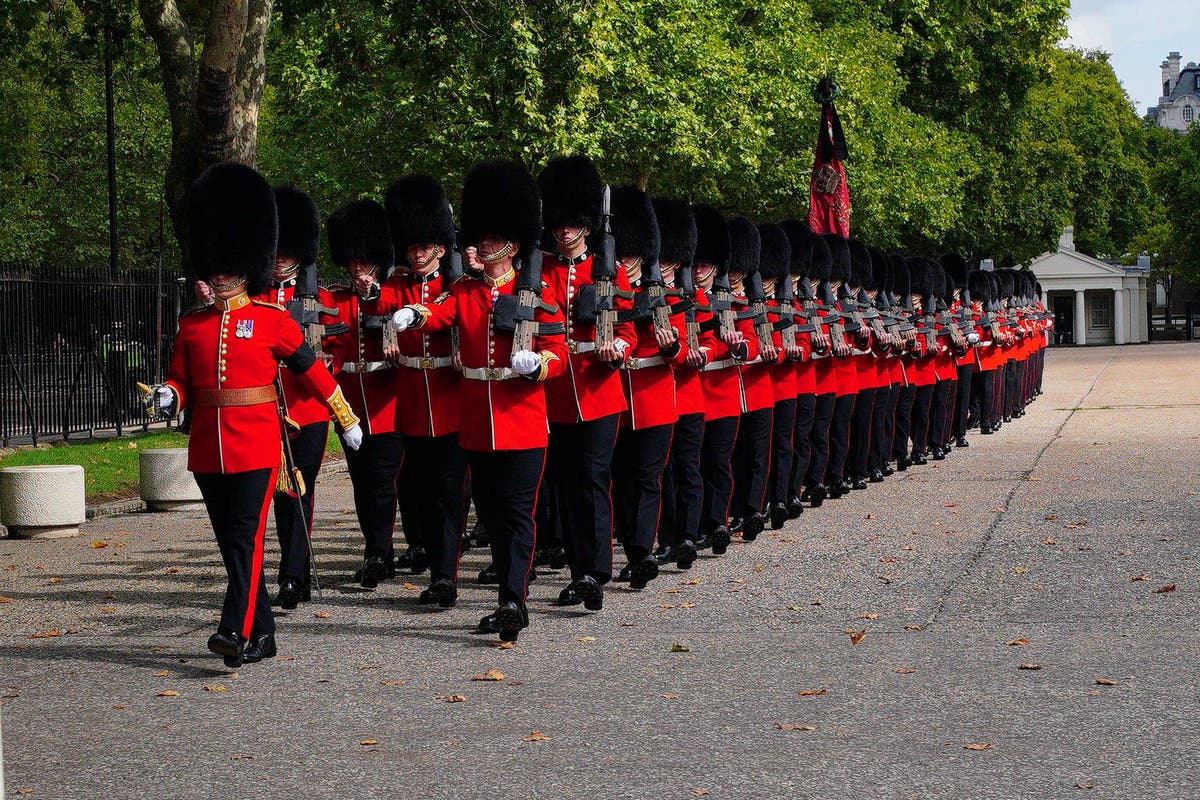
[139, 448, 204, 512]
[0, 465, 87, 539]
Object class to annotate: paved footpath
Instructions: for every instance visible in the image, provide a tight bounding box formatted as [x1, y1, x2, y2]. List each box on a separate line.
[2, 344, 1198, 800]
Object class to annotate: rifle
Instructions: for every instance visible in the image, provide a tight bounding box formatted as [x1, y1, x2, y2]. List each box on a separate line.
[712, 270, 737, 342]
[642, 256, 674, 338]
[510, 247, 545, 356]
[679, 261, 702, 356]
[593, 185, 618, 351]
[820, 280, 849, 357]
[797, 278, 832, 356]
[770, 270, 800, 358]
[745, 271, 775, 360]
[292, 262, 347, 353]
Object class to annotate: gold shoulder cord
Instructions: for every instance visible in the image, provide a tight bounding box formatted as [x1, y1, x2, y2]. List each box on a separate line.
[326, 386, 361, 429]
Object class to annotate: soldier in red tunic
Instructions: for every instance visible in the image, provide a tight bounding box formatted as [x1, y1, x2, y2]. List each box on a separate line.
[323, 200, 406, 588]
[801, 235, 840, 507]
[537, 155, 636, 612]
[146, 162, 362, 668]
[359, 174, 466, 608]
[653, 199, 709, 570]
[253, 186, 332, 610]
[608, 187, 689, 590]
[391, 159, 568, 642]
[942, 253, 976, 450]
[845, 239, 879, 490]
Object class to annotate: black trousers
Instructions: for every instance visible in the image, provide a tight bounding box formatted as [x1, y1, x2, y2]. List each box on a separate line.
[893, 384, 916, 460]
[196, 468, 277, 640]
[789, 393, 816, 498]
[929, 379, 952, 450]
[614, 423, 674, 561]
[660, 412, 705, 549]
[979, 369, 997, 428]
[826, 393, 856, 481]
[731, 407, 773, 516]
[805, 392, 836, 486]
[547, 415, 619, 583]
[1005, 359, 1019, 418]
[398, 433, 467, 583]
[882, 383, 901, 463]
[700, 416, 739, 536]
[768, 398, 796, 506]
[953, 364, 973, 437]
[910, 384, 934, 455]
[849, 386, 876, 478]
[342, 430, 404, 560]
[467, 447, 544, 605]
[274, 421, 327, 586]
[869, 383, 891, 472]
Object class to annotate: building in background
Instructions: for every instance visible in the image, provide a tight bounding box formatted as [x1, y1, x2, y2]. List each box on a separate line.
[1029, 227, 1150, 346]
[1148, 52, 1200, 132]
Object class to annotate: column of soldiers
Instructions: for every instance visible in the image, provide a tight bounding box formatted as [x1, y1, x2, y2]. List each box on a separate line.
[149, 157, 1050, 665]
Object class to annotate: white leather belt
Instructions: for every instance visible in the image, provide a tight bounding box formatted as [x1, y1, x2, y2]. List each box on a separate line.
[395, 354, 453, 370]
[622, 355, 666, 370]
[567, 340, 596, 354]
[341, 360, 395, 374]
[461, 366, 518, 381]
[701, 357, 740, 372]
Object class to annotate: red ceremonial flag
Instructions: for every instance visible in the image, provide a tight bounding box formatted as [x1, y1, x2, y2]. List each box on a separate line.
[807, 78, 851, 237]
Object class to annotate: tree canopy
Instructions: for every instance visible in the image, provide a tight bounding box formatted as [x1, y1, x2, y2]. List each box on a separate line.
[0, 0, 1188, 279]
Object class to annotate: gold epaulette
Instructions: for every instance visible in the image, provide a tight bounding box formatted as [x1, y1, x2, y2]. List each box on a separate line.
[252, 300, 286, 311]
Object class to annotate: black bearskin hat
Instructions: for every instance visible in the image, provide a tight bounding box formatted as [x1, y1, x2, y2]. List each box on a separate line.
[651, 198, 697, 266]
[893, 256, 912, 299]
[611, 186, 660, 266]
[328, 199, 394, 272]
[757, 223, 792, 283]
[538, 154, 603, 232]
[930, 261, 950, 301]
[273, 185, 320, 265]
[848, 239, 872, 289]
[941, 252, 969, 290]
[459, 160, 542, 256]
[384, 174, 455, 261]
[727, 216, 761, 276]
[809, 235, 832, 281]
[692, 205, 731, 275]
[188, 162, 277, 294]
[778, 219, 814, 278]
[968, 270, 991, 303]
[906, 257, 933, 297]
[997, 269, 1015, 300]
[822, 234, 851, 283]
[867, 246, 889, 292]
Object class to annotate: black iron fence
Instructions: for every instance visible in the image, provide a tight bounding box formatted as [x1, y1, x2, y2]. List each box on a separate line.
[1, 264, 189, 446]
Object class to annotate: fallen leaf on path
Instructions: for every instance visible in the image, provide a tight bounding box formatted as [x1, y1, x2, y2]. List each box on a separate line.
[880, 557, 899, 563]
[904, 624, 923, 631]
[490, 641, 515, 650]
[798, 688, 827, 696]
[963, 743, 993, 751]
[472, 669, 505, 682]
[90, 541, 108, 549]
[1130, 574, 1149, 582]
[1018, 663, 1041, 670]
[662, 693, 679, 699]
[0, 596, 12, 603]
[380, 680, 405, 686]
[1014, 567, 1028, 574]
[153, 670, 170, 677]
[523, 730, 550, 742]
[402, 583, 419, 591]
[680, 602, 696, 609]
[775, 723, 816, 731]
[155, 690, 179, 697]
[943, 502, 957, 508]
[691, 791, 710, 797]
[203, 685, 228, 692]
[1006, 638, 1031, 647]
[1086, 690, 1100, 696]
[46, 577, 61, 584]
[1152, 584, 1176, 594]
[1075, 783, 1097, 790]
[1117, 550, 1133, 556]
[681, 579, 701, 586]
[360, 739, 378, 746]
[1042, 538, 1058, 545]
[437, 694, 467, 703]
[670, 644, 691, 652]
[895, 669, 916, 674]
[314, 612, 331, 618]
[846, 628, 867, 645]
[230, 754, 254, 761]
[576, 636, 596, 643]
[1026, 476, 1042, 482]
[1045, 514, 1058, 521]
[857, 613, 880, 620]
[30, 629, 60, 639]
[17, 788, 33, 795]
[753, 565, 763, 573]
[1095, 678, 1117, 686]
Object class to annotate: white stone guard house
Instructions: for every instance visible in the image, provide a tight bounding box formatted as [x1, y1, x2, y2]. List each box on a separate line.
[1029, 227, 1149, 346]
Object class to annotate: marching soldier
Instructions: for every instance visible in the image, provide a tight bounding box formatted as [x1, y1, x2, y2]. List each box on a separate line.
[820, 234, 860, 498]
[942, 253, 975, 450]
[654, 198, 708, 570]
[145, 162, 362, 668]
[845, 239, 878, 490]
[254, 186, 334, 609]
[537, 155, 636, 612]
[323, 200, 407, 588]
[609, 186, 688, 590]
[390, 159, 567, 642]
[801, 234, 838, 506]
[359, 174, 466, 608]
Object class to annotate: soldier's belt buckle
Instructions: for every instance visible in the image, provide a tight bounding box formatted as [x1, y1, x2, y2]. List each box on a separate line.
[353, 361, 367, 373]
[485, 368, 502, 381]
[627, 357, 639, 369]
[419, 357, 434, 369]
[568, 341, 579, 354]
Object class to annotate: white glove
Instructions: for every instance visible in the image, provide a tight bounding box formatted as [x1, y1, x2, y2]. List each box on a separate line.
[511, 350, 541, 375]
[154, 386, 174, 410]
[391, 308, 417, 332]
[614, 338, 630, 355]
[967, 331, 980, 345]
[342, 423, 364, 451]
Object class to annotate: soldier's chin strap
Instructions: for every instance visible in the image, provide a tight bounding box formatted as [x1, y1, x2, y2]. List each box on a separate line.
[480, 241, 516, 264]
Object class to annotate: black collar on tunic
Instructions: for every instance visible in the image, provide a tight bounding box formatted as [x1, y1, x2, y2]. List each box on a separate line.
[557, 251, 589, 266]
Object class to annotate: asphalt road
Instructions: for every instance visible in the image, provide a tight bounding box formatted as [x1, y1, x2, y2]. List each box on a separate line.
[1, 343, 1197, 800]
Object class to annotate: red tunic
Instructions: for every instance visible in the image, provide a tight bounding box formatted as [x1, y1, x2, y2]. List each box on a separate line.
[766, 299, 798, 403]
[734, 292, 776, 413]
[541, 253, 636, 424]
[414, 272, 568, 451]
[364, 270, 461, 438]
[699, 302, 760, 422]
[322, 286, 400, 436]
[673, 287, 715, 418]
[619, 290, 690, 430]
[166, 295, 342, 474]
[253, 282, 336, 427]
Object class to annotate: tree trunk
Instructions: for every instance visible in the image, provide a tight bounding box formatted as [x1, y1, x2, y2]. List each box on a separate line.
[232, 0, 273, 164]
[196, 0, 249, 172]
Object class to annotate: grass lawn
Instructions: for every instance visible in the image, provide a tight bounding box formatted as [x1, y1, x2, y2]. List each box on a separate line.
[0, 427, 346, 503]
